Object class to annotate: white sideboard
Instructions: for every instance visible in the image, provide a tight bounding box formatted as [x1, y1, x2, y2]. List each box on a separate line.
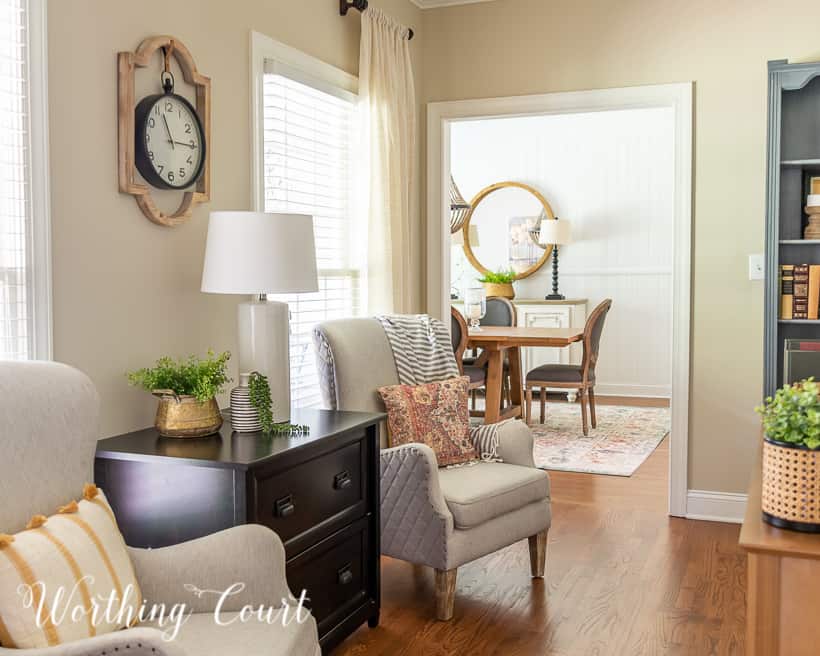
[452, 298, 588, 400]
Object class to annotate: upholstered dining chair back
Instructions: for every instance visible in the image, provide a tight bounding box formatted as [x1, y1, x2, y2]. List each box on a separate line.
[450, 307, 468, 369]
[0, 361, 99, 533]
[583, 299, 613, 375]
[483, 297, 516, 327]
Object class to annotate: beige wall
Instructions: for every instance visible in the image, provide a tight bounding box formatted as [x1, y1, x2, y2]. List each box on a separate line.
[48, 0, 422, 437]
[419, 0, 820, 493]
[49, 0, 811, 493]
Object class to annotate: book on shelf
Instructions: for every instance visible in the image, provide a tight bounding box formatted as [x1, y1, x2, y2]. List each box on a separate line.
[810, 265, 820, 320]
[794, 264, 810, 319]
[780, 263, 820, 319]
[780, 264, 794, 319]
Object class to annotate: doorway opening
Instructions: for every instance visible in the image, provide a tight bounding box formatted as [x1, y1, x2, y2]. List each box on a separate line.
[427, 84, 692, 516]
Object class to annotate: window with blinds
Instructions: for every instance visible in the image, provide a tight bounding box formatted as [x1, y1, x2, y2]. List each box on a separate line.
[262, 62, 362, 408]
[0, 0, 30, 360]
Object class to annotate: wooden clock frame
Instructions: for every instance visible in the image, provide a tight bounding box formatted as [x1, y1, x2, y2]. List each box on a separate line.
[118, 36, 211, 227]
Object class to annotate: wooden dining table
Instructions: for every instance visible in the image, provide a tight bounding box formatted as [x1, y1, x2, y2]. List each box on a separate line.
[466, 326, 584, 424]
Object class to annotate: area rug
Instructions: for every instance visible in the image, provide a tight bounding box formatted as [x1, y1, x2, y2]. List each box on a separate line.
[531, 403, 670, 476]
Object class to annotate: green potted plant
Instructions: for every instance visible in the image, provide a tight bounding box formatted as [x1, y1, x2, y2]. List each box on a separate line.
[755, 378, 820, 532]
[127, 350, 231, 438]
[478, 269, 517, 299]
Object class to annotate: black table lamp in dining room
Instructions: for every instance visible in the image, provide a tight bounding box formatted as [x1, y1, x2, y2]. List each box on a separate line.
[538, 217, 571, 300]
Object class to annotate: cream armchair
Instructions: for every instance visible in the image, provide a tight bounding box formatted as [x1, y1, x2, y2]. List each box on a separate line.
[0, 361, 320, 656]
[313, 318, 551, 621]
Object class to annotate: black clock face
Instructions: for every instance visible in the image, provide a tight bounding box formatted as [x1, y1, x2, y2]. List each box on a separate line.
[134, 93, 205, 190]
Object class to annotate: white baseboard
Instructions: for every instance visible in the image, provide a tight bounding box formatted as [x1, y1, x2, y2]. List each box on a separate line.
[686, 490, 747, 524]
[593, 383, 672, 398]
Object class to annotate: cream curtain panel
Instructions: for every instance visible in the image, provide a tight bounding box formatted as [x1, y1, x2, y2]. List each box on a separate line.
[359, 7, 417, 314]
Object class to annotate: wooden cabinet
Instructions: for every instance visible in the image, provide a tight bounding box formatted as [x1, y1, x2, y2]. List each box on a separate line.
[95, 408, 383, 655]
[740, 445, 820, 656]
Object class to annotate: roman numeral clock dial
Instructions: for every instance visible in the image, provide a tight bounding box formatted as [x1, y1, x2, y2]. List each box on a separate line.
[134, 72, 206, 190]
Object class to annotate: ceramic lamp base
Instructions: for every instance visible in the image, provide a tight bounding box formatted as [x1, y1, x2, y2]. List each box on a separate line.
[238, 299, 290, 424]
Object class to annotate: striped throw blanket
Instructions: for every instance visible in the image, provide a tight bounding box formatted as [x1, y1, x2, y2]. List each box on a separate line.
[377, 314, 502, 462]
[376, 314, 460, 385]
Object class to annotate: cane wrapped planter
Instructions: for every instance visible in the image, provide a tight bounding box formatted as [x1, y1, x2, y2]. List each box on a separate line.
[762, 436, 820, 532]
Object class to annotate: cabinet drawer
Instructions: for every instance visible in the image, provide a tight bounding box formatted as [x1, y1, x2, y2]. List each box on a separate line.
[254, 439, 366, 549]
[286, 518, 371, 636]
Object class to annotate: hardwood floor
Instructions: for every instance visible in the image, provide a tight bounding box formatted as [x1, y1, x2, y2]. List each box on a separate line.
[335, 438, 746, 655]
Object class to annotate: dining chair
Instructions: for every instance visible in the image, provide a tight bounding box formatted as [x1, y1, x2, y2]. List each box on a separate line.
[474, 297, 517, 406]
[524, 299, 612, 435]
[451, 307, 486, 404]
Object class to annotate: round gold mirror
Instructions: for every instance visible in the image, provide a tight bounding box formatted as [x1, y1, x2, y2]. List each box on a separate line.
[461, 181, 555, 280]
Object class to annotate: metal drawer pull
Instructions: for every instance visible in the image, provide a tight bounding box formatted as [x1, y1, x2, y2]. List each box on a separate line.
[274, 495, 295, 518]
[337, 564, 354, 585]
[334, 470, 352, 490]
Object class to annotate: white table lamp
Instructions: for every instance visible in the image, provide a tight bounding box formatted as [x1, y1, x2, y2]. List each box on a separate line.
[538, 217, 571, 300]
[201, 211, 318, 423]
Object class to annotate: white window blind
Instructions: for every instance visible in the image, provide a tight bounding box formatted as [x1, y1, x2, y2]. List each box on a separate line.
[0, 0, 30, 360]
[263, 64, 361, 408]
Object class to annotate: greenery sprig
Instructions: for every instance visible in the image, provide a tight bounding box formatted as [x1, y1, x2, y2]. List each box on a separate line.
[478, 269, 516, 284]
[127, 350, 231, 403]
[247, 372, 309, 436]
[756, 378, 820, 449]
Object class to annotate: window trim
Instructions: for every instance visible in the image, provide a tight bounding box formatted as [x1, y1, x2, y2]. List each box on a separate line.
[249, 31, 358, 213]
[25, 0, 52, 359]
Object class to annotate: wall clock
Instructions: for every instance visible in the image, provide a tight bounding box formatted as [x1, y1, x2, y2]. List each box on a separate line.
[118, 36, 211, 227]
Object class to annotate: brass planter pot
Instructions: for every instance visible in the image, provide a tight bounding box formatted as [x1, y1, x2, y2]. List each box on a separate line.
[153, 392, 223, 438]
[483, 282, 515, 300]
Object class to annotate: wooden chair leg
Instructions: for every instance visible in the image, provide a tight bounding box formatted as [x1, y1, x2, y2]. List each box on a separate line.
[589, 387, 597, 428]
[434, 568, 457, 621]
[539, 387, 546, 424]
[525, 386, 533, 424]
[528, 530, 548, 578]
[579, 390, 589, 436]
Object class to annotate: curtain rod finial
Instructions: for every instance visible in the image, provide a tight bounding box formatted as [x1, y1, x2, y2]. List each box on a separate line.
[340, 0, 368, 16]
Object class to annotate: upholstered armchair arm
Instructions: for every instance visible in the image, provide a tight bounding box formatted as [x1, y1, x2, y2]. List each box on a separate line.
[129, 524, 294, 614]
[496, 419, 536, 468]
[0, 627, 185, 656]
[380, 444, 454, 571]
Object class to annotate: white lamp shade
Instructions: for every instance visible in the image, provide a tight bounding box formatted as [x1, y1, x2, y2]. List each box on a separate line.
[201, 211, 319, 294]
[451, 225, 480, 247]
[538, 218, 571, 246]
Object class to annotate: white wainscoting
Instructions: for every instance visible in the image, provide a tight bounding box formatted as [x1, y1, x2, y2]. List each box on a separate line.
[451, 108, 674, 398]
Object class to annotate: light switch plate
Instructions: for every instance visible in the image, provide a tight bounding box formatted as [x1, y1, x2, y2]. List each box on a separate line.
[749, 253, 764, 280]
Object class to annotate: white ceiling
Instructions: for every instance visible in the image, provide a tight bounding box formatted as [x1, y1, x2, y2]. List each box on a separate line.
[410, 0, 497, 8]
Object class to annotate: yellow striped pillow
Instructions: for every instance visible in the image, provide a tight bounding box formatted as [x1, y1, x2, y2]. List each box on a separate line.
[0, 485, 141, 649]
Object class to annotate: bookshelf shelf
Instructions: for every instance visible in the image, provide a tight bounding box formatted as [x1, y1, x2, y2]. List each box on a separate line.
[781, 159, 820, 167]
[780, 240, 820, 244]
[779, 320, 820, 324]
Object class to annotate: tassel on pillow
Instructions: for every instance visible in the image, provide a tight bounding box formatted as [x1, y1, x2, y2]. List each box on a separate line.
[25, 515, 47, 530]
[57, 500, 78, 514]
[82, 483, 99, 501]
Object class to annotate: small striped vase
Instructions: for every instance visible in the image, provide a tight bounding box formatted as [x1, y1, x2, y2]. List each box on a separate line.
[230, 373, 262, 433]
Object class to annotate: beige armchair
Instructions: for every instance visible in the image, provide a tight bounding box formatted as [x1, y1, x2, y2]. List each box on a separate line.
[0, 361, 320, 656]
[313, 318, 551, 621]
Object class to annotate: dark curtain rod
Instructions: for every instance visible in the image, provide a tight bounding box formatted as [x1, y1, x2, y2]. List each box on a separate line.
[340, 0, 415, 40]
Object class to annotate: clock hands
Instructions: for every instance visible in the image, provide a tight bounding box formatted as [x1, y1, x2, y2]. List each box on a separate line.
[161, 114, 175, 150]
[173, 141, 196, 148]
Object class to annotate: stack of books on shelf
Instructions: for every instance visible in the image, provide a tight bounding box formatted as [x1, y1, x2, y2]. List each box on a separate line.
[780, 264, 820, 319]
